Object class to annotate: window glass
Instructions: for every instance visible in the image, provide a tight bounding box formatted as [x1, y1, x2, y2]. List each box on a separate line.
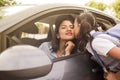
[21, 22, 50, 40]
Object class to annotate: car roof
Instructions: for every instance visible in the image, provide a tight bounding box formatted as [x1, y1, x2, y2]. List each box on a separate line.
[0, 3, 119, 33]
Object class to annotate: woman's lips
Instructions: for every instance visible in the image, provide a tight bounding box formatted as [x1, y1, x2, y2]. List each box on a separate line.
[65, 32, 73, 36]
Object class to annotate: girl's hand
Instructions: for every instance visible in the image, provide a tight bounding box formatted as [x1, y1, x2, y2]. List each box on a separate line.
[105, 72, 117, 80]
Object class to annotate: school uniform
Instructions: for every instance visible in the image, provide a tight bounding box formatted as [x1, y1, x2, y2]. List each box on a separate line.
[86, 30, 120, 73]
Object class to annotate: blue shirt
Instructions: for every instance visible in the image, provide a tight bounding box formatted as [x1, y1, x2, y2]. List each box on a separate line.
[105, 24, 120, 39]
[39, 42, 57, 59]
[39, 42, 67, 59]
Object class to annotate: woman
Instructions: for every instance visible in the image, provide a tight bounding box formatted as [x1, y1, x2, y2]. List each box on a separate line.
[39, 15, 76, 59]
[74, 12, 120, 80]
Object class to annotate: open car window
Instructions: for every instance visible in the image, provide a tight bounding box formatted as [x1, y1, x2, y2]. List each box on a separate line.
[0, 7, 117, 53]
[21, 22, 50, 40]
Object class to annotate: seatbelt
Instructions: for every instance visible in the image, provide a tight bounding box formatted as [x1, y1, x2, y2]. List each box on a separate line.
[6, 35, 22, 44]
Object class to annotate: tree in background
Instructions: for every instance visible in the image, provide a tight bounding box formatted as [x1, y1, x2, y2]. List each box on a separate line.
[0, 0, 18, 18]
[85, 0, 107, 11]
[112, 0, 120, 19]
[85, 0, 120, 20]
[0, 0, 17, 7]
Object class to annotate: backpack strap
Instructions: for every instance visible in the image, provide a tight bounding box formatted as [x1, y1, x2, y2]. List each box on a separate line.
[90, 40, 109, 73]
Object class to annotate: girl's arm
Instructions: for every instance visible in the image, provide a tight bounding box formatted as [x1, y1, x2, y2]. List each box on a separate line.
[108, 46, 120, 60]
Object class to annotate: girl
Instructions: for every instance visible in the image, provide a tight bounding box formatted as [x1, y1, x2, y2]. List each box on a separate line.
[74, 12, 120, 80]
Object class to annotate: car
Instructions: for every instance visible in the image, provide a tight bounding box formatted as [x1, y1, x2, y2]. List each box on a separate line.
[0, 3, 120, 80]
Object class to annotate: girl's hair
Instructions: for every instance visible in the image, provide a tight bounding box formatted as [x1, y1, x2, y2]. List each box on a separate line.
[51, 15, 75, 52]
[76, 12, 99, 52]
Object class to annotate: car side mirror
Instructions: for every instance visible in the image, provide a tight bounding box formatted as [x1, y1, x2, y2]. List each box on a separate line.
[0, 45, 52, 79]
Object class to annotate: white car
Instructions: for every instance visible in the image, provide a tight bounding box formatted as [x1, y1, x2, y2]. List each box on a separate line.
[0, 3, 119, 80]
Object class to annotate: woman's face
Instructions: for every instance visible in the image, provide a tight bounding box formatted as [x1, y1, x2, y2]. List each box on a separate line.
[57, 20, 74, 41]
[74, 18, 80, 38]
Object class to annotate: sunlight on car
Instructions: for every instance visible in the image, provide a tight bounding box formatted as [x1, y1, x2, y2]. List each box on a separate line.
[34, 22, 49, 34]
[3, 6, 34, 16]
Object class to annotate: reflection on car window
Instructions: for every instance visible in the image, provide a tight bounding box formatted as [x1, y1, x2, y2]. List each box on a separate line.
[21, 22, 50, 40]
[35, 22, 49, 34]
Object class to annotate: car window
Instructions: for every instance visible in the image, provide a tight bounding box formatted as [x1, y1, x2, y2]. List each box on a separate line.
[21, 22, 50, 40]
[0, 7, 117, 53]
[3, 13, 77, 50]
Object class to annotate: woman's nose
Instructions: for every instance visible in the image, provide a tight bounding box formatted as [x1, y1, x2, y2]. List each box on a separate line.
[67, 26, 72, 30]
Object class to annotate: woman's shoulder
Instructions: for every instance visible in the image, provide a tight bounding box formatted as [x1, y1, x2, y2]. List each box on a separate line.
[39, 41, 51, 49]
[41, 41, 51, 45]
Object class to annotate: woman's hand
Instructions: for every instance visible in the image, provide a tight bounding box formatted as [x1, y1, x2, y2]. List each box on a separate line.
[65, 41, 75, 56]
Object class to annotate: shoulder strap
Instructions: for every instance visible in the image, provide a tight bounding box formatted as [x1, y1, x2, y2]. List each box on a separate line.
[90, 40, 109, 73]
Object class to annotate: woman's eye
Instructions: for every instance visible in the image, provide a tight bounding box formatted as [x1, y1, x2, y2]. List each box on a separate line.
[61, 25, 74, 29]
[61, 25, 66, 29]
[70, 25, 74, 29]
[61, 27, 66, 29]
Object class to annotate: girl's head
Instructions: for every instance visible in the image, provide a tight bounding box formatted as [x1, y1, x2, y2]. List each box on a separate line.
[74, 12, 97, 39]
[74, 12, 98, 51]
[52, 15, 75, 52]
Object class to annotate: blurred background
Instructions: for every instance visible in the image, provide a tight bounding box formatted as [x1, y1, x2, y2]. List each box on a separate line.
[0, 0, 120, 20]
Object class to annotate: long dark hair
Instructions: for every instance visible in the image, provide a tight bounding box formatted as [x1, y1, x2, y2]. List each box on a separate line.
[76, 12, 99, 52]
[51, 15, 75, 52]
